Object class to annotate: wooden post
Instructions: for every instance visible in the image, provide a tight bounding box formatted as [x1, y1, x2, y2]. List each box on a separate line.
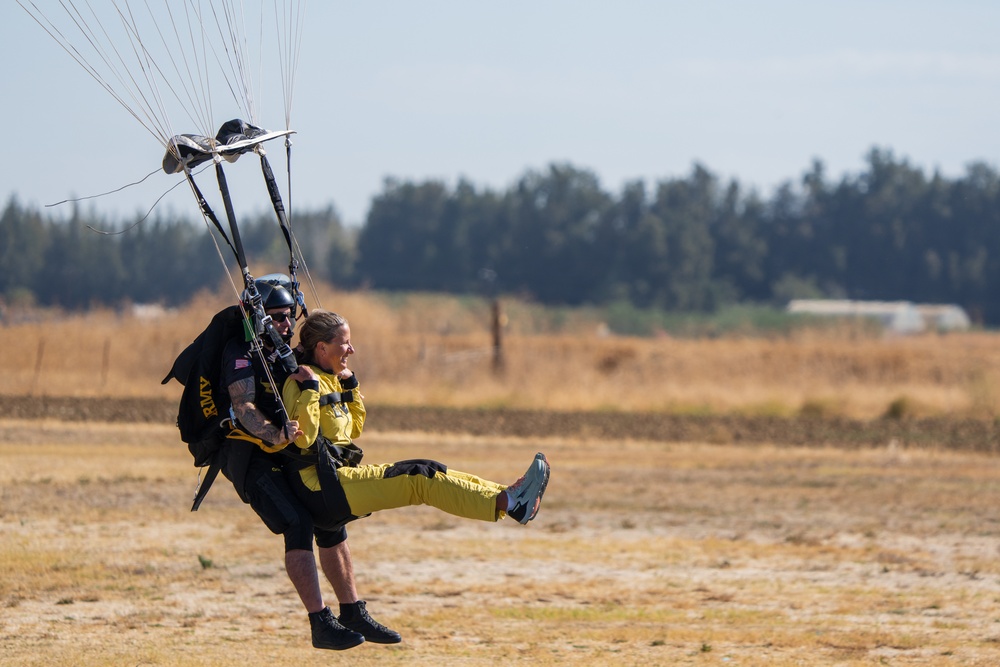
[100, 338, 111, 388]
[478, 268, 504, 376]
[491, 297, 505, 375]
[32, 337, 45, 396]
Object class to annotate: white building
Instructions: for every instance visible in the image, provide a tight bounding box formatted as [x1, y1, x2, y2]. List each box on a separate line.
[913, 304, 972, 332]
[787, 299, 971, 334]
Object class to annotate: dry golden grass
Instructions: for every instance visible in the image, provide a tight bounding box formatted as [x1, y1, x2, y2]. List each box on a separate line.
[2, 289, 1000, 420]
[3, 421, 1000, 665]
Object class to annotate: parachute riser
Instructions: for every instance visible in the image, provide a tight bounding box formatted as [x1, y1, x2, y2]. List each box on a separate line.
[183, 168, 238, 262]
[215, 161, 298, 376]
[214, 162, 251, 276]
[257, 151, 308, 318]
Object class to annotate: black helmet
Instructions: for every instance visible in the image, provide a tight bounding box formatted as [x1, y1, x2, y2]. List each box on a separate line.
[242, 274, 297, 344]
[258, 281, 295, 311]
[244, 273, 296, 312]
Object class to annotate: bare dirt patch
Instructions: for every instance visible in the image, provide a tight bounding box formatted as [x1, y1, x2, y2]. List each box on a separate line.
[2, 421, 1000, 665]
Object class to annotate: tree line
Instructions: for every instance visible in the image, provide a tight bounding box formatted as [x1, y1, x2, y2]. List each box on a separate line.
[4, 147, 1000, 324]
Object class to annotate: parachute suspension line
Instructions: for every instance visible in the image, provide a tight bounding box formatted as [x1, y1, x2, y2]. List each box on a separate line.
[229, 0, 258, 123]
[283, 137, 304, 311]
[165, 2, 212, 133]
[172, 0, 265, 134]
[21, 0, 310, 153]
[273, 0, 307, 130]
[277, 133, 319, 311]
[118, 1, 226, 142]
[84, 169, 203, 236]
[255, 3, 266, 126]
[81, 0, 193, 145]
[289, 0, 307, 124]
[254, 0, 313, 313]
[111, 2, 179, 142]
[17, 0, 167, 149]
[154, 0, 215, 137]
[207, 0, 258, 125]
[183, 168, 238, 260]
[291, 231, 322, 311]
[47, 168, 161, 207]
[247, 311, 293, 426]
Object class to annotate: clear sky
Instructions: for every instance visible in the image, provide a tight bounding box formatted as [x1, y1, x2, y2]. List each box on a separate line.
[4, 1, 1000, 227]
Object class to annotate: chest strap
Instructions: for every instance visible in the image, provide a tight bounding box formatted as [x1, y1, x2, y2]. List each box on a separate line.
[319, 390, 353, 406]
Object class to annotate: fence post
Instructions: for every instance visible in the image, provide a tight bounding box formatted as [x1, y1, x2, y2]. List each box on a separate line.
[32, 337, 45, 396]
[101, 338, 111, 388]
[491, 297, 505, 375]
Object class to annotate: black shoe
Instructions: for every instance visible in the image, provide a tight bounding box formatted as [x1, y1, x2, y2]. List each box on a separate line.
[309, 606, 365, 650]
[339, 600, 402, 644]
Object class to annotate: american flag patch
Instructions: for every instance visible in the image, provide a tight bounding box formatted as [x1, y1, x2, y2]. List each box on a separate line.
[234, 359, 250, 369]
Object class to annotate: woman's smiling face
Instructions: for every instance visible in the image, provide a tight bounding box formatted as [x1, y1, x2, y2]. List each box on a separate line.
[316, 323, 354, 374]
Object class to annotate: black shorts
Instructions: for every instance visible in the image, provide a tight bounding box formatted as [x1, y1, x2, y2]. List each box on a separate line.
[243, 454, 347, 551]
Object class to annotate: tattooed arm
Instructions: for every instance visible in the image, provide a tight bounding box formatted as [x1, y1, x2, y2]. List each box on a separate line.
[227, 377, 299, 447]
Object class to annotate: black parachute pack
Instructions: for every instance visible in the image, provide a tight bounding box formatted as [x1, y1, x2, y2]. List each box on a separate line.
[162, 304, 248, 510]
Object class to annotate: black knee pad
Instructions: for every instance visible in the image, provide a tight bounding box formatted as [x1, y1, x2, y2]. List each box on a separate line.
[384, 459, 447, 479]
[314, 525, 348, 549]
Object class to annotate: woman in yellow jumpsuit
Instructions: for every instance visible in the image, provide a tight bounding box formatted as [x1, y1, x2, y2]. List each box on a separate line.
[280, 310, 550, 531]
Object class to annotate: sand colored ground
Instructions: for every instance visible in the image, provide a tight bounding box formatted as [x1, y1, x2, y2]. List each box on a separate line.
[2, 420, 1000, 666]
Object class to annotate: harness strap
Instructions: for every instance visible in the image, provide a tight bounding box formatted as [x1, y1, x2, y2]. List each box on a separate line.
[319, 391, 353, 406]
[227, 424, 287, 454]
[281, 435, 363, 470]
[191, 451, 222, 511]
[279, 446, 316, 465]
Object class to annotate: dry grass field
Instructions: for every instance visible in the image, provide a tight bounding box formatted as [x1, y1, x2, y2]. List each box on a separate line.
[4, 288, 1000, 420]
[3, 292, 1000, 665]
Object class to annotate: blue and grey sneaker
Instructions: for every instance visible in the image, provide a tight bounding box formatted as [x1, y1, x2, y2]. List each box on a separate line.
[505, 452, 550, 524]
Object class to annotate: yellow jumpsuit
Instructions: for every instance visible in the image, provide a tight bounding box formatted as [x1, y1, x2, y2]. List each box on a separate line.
[281, 367, 507, 525]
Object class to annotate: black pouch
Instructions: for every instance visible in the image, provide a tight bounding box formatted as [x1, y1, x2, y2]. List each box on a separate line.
[313, 435, 365, 529]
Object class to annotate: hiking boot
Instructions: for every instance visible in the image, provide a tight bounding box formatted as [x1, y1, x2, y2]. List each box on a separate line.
[309, 606, 365, 651]
[505, 452, 550, 524]
[339, 600, 402, 644]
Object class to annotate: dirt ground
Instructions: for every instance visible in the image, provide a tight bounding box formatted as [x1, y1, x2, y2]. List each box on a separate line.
[2, 418, 1000, 666]
[4, 394, 1000, 452]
